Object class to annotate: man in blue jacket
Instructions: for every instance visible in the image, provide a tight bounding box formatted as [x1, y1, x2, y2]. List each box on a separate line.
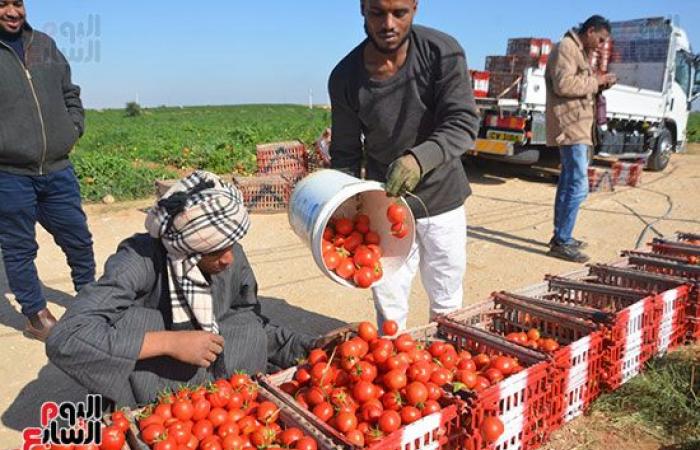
[0, 0, 95, 341]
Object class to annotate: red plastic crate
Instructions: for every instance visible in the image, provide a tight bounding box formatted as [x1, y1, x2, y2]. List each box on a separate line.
[256, 140, 309, 183]
[434, 322, 554, 450]
[470, 70, 490, 98]
[518, 276, 657, 391]
[584, 264, 691, 356]
[123, 384, 339, 450]
[623, 250, 700, 281]
[439, 293, 603, 429]
[233, 174, 291, 212]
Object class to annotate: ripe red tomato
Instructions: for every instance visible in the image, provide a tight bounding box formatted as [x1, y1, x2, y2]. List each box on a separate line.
[420, 400, 441, 417]
[428, 341, 446, 357]
[110, 411, 130, 434]
[527, 328, 541, 341]
[208, 407, 228, 427]
[352, 380, 377, 403]
[354, 266, 375, 288]
[438, 350, 457, 369]
[305, 386, 326, 406]
[355, 213, 370, 225]
[351, 361, 378, 383]
[358, 322, 378, 342]
[323, 250, 341, 270]
[192, 419, 214, 441]
[154, 403, 173, 421]
[345, 429, 365, 446]
[353, 246, 377, 267]
[190, 398, 211, 422]
[391, 222, 409, 239]
[365, 231, 381, 246]
[405, 382, 429, 406]
[334, 412, 358, 433]
[279, 427, 304, 447]
[541, 338, 560, 352]
[360, 399, 384, 422]
[140, 424, 165, 444]
[335, 218, 354, 236]
[425, 382, 442, 401]
[310, 362, 333, 383]
[250, 426, 277, 447]
[222, 434, 245, 450]
[480, 416, 505, 443]
[312, 402, 334, 422]
[343, 231, 364, 252]
[491, 356, 515, 376]
[382, 320, 399, 336]
[473, 353, 491, 370]
[455, 370, 478, 389]
[378, 410, 401, 433]
[394, 334, 416, 353]
[429, 368, 452, 386]
[335, 257, 356, 280]
[171, 398, 194, 422]
[323, 227, 334, 241]
[473, 376, 492, 393]
[294, 437, 318, 450]
[216, 420, 239, 439]
[381, 391, 404, 411]
[484, 368, 504, 384]
[400, 406, 422, 424]
[386, 204, 407, 224]
[457, 358, 477, 372]
[152, 437, 177, 450]
[294, 366, 312, 384]
[354, 220, 370, 234]
[383, 369, 408, 391]
[307, 348, 328, 366]
[407, 361, 432, 383]
[256, 401, 280, 424]
[100, 425, 125, 450]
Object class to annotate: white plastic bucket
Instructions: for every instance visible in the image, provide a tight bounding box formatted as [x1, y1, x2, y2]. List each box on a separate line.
[288, 169, 415, 288]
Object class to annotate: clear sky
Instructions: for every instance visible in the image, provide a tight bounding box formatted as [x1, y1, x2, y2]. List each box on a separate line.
[24, 0, 700, 109]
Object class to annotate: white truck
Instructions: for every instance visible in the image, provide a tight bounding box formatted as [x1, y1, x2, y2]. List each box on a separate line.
[470, 17, 700, 171]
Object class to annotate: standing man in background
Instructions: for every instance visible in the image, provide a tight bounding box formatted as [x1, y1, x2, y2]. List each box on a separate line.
[0, 0, 96, 341]
[546, 15, 616, 262]
[328, 0, 479, 329]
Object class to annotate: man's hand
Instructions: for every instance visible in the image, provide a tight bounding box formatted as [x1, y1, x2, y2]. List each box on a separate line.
[596, 73, 617, 90]
[313, 323, 359, 351]
[167, 331, 225, 368]
[385, 154, 422, 197]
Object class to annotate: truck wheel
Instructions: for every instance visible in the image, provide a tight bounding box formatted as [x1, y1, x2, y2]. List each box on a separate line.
[647, 129, 672, 171]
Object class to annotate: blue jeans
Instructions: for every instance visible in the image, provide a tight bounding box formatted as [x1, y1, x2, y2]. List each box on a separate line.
[0, 165, 95, 316]
[553, 145, 590, 245]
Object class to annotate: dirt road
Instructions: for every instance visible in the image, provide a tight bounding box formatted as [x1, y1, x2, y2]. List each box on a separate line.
[1, 147, 699, 448]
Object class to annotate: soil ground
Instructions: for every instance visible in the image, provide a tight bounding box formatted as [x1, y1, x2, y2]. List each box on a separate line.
[1, 145, 699, 449]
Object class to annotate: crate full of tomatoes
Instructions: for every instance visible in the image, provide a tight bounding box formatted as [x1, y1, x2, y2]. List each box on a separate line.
[258, 321, 464, 450]
[122, 375, 338, 450]
[439, 292, 604, 428]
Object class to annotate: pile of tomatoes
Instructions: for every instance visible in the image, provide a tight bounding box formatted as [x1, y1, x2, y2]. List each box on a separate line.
[134, 375, 319, 450]
[505, 329, 561, 353]
[278, 320, 511, 446]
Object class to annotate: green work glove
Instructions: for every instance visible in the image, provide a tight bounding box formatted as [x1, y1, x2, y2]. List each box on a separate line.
[385, 154, 422, 197]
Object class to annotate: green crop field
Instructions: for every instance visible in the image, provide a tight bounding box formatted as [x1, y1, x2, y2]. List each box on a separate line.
[71, 104, 331, 201]
[688, 112, 700, 143]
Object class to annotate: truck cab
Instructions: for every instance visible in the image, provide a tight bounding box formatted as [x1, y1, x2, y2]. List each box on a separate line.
[470, 18, 700, 172]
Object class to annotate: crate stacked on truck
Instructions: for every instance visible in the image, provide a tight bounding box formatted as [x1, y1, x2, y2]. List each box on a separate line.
[469, 17, 700, 171]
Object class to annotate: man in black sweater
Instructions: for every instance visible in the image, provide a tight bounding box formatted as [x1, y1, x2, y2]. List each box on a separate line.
[0, 0, 95, 341]
[329, 0, 479, 329]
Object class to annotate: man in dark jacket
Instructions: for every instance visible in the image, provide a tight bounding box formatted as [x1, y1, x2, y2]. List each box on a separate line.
[329, 0, 479, 329]
[47, 172, 337, 407]
[0, 0, 95, 340]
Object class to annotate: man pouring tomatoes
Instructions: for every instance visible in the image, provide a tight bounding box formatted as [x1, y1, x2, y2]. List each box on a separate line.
[328, 0, 480, 329]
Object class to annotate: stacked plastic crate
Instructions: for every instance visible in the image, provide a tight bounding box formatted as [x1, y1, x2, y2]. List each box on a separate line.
[234, 140, 309, 212]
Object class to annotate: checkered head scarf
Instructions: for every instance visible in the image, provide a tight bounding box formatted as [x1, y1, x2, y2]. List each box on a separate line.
[145, 171, 250, 333]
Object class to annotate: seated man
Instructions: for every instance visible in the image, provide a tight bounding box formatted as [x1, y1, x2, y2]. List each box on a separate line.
[47, 171, 330, 407]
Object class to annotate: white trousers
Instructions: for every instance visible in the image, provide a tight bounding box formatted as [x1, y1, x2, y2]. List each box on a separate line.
[372, 205, 467, 330]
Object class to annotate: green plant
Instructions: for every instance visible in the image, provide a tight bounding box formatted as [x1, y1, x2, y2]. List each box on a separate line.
[594, 347, 700, 442]
[688, 112, 700, 143]
[125, 101, 142, 117]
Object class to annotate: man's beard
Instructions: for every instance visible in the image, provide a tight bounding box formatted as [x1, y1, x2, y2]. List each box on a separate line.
[364, 22, 411, 55]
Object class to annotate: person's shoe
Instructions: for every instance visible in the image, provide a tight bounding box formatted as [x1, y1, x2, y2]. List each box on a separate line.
[24, 308, 57, 342]
[547, 243, 590, 263]
[548, 237, 588, 250]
